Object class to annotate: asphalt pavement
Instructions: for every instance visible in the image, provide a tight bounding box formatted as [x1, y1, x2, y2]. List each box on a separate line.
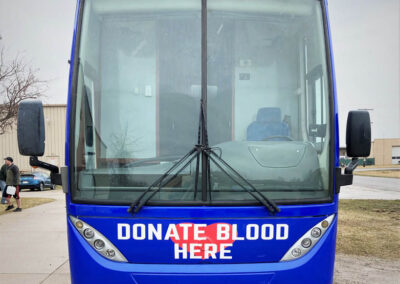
[339, 175, 400, 199]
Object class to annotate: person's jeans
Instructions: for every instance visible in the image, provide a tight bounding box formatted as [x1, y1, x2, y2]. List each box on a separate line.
[0, 180, 6, 204]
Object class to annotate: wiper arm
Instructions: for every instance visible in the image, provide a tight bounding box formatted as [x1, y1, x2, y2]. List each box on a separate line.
[128, 146, 279, 215]
[127, 148, 198, 214]
[206, 149, 280, 214]
[194, 99, 208, 200]
[128, 99, 209, 215]
[128, 103, 279, 214]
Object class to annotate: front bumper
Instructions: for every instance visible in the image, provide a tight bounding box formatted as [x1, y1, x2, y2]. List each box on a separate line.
[67, 217, 337, 284]
[19, 182, 40, 189]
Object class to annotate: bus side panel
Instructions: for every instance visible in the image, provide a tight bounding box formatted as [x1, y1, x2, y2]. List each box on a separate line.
[67, 217, 336, 284]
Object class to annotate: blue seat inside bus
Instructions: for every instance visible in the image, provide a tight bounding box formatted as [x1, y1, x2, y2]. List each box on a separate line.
[247, 107, 290, 141]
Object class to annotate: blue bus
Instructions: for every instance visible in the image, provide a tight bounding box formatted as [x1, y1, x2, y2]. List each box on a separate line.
[17, 0, 371, 283]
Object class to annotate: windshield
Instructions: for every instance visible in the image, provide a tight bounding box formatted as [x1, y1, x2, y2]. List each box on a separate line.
[71, 0, 332, 205]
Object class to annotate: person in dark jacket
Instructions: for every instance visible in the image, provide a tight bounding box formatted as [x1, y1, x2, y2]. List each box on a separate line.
[0, 161, 7, 204]
[2, 157, 22, 212]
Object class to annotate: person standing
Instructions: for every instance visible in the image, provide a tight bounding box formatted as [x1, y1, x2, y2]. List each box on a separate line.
[3, 157, 22, 212]
[0, 161, 7, 204]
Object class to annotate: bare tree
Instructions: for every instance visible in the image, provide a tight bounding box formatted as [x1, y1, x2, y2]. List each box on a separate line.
[0, 48, 46, 134]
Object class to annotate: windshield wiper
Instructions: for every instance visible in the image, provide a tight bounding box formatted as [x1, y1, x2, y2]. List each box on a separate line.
[127, 89, 279, 215]
[127, 148, 199, 214]
[127, 99, 279, 215]
[127, 98, 209, 214]
[127, 146, 280, 215]
[206, 150, 280, 214]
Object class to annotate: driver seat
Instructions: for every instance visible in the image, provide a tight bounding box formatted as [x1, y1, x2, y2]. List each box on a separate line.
[247, 107, 290, 141]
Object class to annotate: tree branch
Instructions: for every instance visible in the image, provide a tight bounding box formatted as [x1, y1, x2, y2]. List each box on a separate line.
[0, 47, 46, 134]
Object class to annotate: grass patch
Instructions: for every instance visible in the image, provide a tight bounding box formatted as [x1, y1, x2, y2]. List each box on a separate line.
[337, 200, 400, 259]
[361, 165, 400, 169]
[0, 198, 55, 215]
[354, 170, 400, 178]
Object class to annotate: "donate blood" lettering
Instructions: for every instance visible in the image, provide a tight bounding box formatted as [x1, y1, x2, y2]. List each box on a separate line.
[117, 222, 289, 259]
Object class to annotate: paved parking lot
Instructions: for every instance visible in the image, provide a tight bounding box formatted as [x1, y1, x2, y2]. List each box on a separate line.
[0, 176, 399, 283]
[340, 175, 400, 199]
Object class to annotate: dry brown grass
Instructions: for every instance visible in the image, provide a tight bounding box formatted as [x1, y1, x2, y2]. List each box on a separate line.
[337, 200, 400, 259]
[361, 165, 400, 169]
[0, 197, 55, 215]
[354, 170, 400, 178]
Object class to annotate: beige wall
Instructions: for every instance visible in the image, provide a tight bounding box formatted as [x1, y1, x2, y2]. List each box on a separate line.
[373, 138, 400, 165]
[0, 105, 66, 172]
[339, 142, 374, 158]
[369, 141, 374, 158]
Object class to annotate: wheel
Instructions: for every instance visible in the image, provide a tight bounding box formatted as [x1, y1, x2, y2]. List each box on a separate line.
[50, 184, 55, 190]
[39, 182, 44, 191]
[29, 188, 34, 191]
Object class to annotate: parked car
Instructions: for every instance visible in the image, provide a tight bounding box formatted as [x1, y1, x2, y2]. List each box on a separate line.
[19, 172, 55, 191]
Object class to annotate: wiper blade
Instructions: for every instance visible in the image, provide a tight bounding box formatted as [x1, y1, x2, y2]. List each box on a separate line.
[128, 145, 280, 215]
[127, 108, 279, 215]
[206, 149, 280, 214]
[128, 148, 200, 214]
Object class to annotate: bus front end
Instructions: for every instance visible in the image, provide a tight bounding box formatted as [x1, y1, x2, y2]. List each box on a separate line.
[66, 0, 340, 283]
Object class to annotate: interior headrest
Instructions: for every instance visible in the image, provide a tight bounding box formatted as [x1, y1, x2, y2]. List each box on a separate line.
[256, 107, 281, 123]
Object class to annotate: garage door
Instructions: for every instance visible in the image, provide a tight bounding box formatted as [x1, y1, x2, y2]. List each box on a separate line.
[392, 146, 400, 164]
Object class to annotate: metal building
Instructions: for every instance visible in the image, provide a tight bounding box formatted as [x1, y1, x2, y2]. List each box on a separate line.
[0, 105, 66, 172]
[338, 138, 400, 166]
[373, 138, 400, 165]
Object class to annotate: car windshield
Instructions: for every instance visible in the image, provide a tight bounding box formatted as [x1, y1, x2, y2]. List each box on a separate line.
[71, 0, 332, 204]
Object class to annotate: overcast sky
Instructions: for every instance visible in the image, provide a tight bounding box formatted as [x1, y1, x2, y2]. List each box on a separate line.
[0, 0, 399, 146]
[328, 0, 400, 145]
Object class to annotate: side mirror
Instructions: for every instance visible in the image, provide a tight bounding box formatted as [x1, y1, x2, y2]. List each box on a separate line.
[336, 110, 372, 193]
[17, 101, 64, 187]
[17, 100, 45, 156]
[346, 110, 371, 158]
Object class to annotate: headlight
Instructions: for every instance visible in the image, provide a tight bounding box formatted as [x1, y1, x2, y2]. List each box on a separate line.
[69, 216, 127, 262]
[94, 239, 105, 250]
[83, 228, 94, 239]
[311, 227, 322, 238]
[281, 214, 335, 261]
[301, 238, 312, 248]
[291, 248, 302, 257]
